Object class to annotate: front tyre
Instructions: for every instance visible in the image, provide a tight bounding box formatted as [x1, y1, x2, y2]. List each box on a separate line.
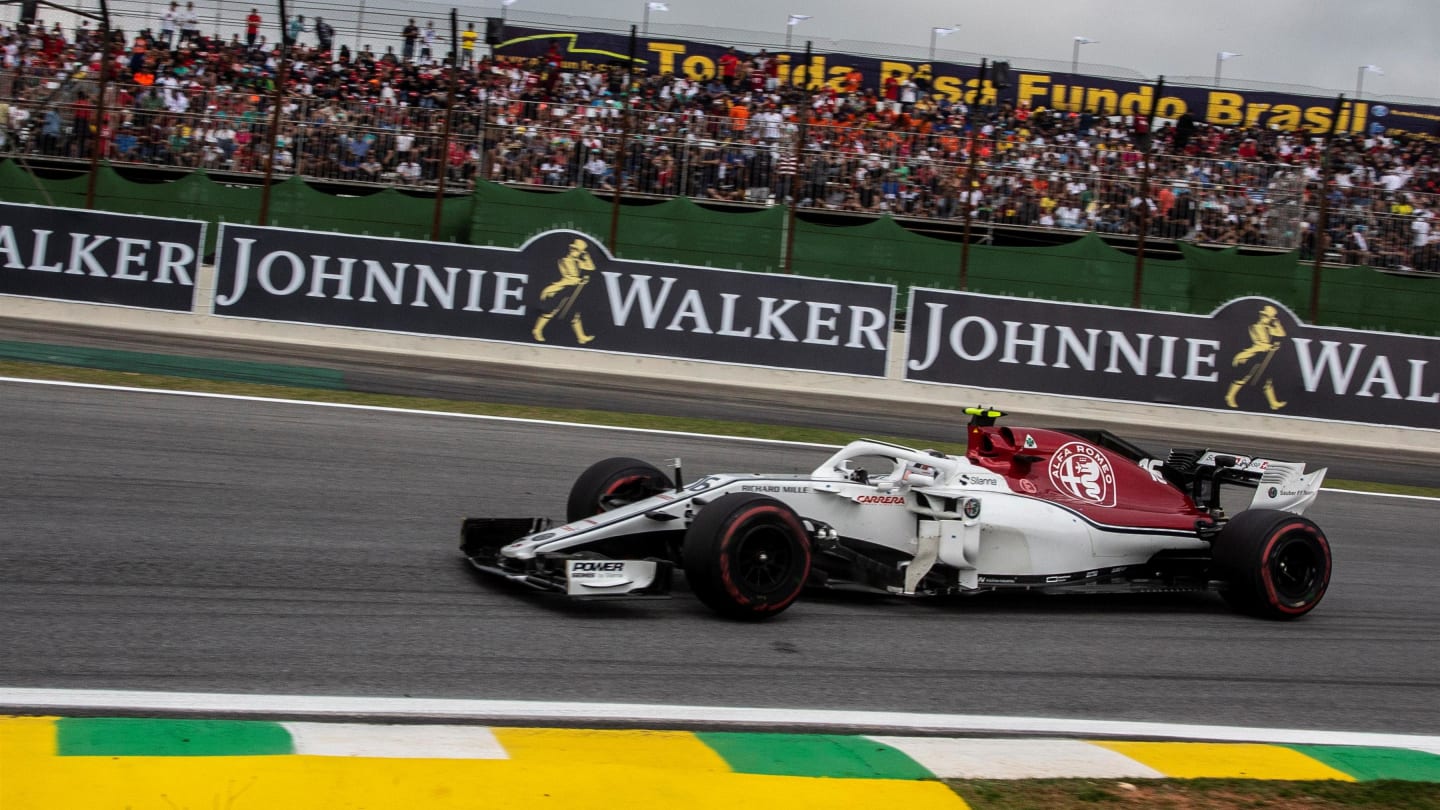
[1214, 509, 1331, 620]
[566, 457, 671, 522]
[682, 493, 811, 621]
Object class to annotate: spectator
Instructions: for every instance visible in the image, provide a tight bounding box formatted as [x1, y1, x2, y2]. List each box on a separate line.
[314, 17, 334, 53]
[461, 22, 477, 66]
[421, 21, 438, 62]
[285, 14, 305, 48]
[718, 47, 739, 90]
[245, 8, 261, 49]
[402, 19, 419, 62]
[158, 2, 179, 48]
[179, 2, 201, 48]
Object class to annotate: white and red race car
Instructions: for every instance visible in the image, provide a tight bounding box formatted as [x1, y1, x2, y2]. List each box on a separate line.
[461, 408, 1331, 621]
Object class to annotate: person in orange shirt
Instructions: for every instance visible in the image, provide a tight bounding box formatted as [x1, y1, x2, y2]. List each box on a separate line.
[728, 100, 749, 138]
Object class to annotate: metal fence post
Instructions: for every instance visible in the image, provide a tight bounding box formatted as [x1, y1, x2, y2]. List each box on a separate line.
[83, 0, 112, 209]
[430, 8, 460, 241]
[258, 0, 290, 225]
[1131, 75, 1164, 308]
[959, 58, 987, 290]
[782, 41, 812, 275]
[607, 25, 636, 255]
[1309, 94, 1347, 324]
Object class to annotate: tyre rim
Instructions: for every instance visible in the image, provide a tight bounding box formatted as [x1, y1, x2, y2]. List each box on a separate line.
[1269, 534, 1323, 602]
[732, 524, 797, 595]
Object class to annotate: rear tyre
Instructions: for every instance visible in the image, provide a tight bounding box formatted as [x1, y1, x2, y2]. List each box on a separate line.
[1214, 509, 1331, 620]
[682, 493, 811, 621]
[566, 457, 671, 523]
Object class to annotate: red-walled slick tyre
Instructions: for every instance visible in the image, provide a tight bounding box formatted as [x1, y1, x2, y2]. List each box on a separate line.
[566, 457, 671, 523]
[1214, 509, 1331, 620]
[682, 493, 811, 621]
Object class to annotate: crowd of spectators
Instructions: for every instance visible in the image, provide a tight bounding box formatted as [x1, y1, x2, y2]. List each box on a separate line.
[1, 11, 1436, 272]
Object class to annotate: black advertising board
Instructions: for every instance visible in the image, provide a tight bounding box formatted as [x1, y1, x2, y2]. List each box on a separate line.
[498, 26, 1439, 139]
[213, 225, 894, 377]
[905, 290, 1439, 430]
[0, 202, 204, 312]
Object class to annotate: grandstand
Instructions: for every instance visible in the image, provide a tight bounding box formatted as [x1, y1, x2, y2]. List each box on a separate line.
[1, 3, 1436, 275]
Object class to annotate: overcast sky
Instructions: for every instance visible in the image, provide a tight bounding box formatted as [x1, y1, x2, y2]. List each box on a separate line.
[500, 0, 1439, 101]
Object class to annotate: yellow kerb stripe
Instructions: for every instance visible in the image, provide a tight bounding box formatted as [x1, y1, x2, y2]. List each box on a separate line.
[491, 727, 731, 772]
[0, 716, 57, 759]
[0, 755, 968, 810]
[1093, 742, 1356, 780]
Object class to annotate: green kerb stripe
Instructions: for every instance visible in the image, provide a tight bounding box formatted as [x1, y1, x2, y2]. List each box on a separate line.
[1286, 745, 1440, 782]
[696, 732, 935, 780]
[0, 340, 347, 390]
[56, 718, 294, 757]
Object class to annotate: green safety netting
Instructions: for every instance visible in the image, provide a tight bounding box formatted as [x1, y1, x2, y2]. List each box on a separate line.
[1315, 263, 1440, 336]
[0, 158, 91, 208]
[1170, 241, 1310, 315]
[792, 215, 959, 301]
[970, 232, 1185, 308]
[617, 196, 784, 273]
[469, 182, 612, 248]
[265, 176, 473, 244]
[0, 163, 471, 254]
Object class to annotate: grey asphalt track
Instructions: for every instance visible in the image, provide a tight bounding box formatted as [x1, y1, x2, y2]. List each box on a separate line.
[2, 379, 1438, 735]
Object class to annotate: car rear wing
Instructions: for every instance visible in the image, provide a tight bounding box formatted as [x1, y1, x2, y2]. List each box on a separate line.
[1165, 450, 1327, 516]
[1246, 461, 1328, 514]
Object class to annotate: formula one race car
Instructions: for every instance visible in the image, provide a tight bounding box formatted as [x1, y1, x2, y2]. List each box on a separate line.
[461, 408, 1332, 621]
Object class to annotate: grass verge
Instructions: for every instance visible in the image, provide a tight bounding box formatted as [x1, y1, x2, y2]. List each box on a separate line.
[2, 359, 1436, 499]
[950, 778, 1440, 809]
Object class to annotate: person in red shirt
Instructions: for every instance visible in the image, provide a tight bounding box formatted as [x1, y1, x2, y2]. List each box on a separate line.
[718, 47, 740, 90]
[883, 71, 901, 114]
[544, 43, 563, 92]
[245, 9, 261, 49]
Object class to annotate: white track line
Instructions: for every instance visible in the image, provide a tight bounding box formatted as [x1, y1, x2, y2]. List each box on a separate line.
[0, 376, 838, 449]
[4, 376, 1437, 502]
[2, 689, 1438, 754]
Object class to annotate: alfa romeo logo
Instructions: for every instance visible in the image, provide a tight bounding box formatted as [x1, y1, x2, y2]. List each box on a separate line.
[1047, 442, 1117, 506]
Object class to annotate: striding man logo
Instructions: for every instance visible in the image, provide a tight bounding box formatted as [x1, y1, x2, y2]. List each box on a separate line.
[532, 237, 598, 345]
[1225, 304, 1288, 411]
